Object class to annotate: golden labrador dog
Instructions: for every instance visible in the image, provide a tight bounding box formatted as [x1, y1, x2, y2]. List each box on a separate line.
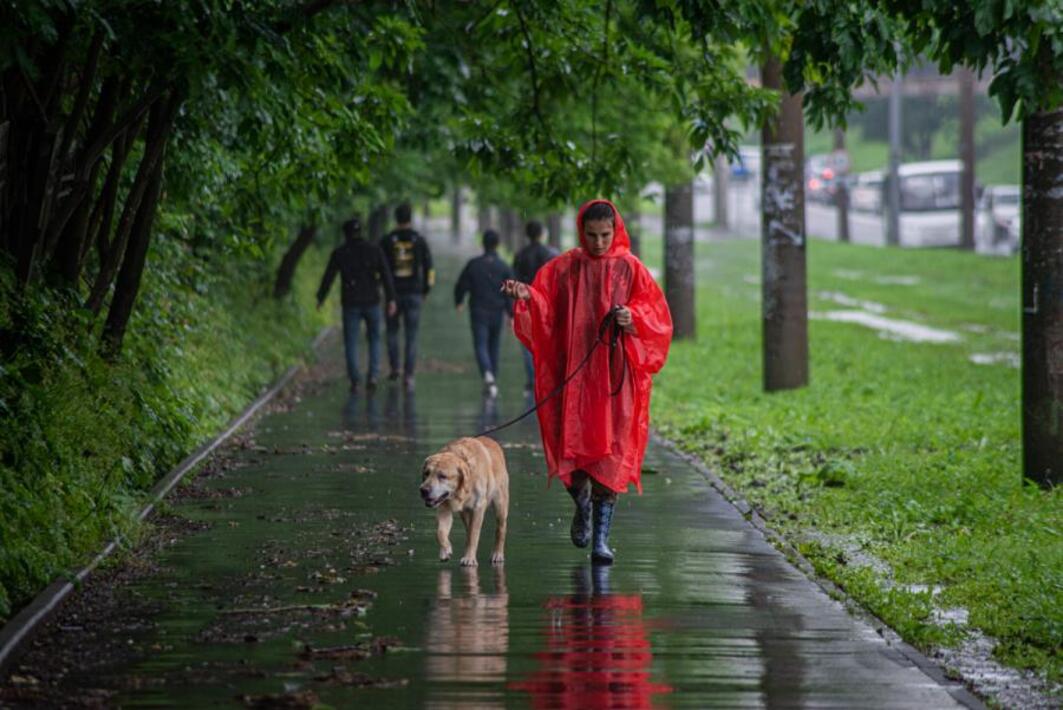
[420, 436, 509, 566]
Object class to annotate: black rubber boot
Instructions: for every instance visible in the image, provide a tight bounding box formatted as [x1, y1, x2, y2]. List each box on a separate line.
[567, 485, 592, 548]
[591, 499, 615, 565]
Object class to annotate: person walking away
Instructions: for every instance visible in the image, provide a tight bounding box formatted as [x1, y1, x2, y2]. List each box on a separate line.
[379, 202, 435, 391]
[317, 216, 397, 394]
[502, 200, 672, 565]
[512, 220, 558, 397]
[455, 229, 515, 398]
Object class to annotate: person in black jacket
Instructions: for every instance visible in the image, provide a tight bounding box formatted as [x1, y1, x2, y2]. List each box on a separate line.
[379, 203, 435, 391]
[455, 229, 514, 398]
[512, 220, 558, 395]
[317, 216, 397, 393]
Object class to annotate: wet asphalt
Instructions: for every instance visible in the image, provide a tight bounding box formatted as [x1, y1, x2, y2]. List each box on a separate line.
[6, 250, 975, 709]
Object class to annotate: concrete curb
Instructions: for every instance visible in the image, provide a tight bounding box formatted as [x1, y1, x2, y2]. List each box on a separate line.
[651, 432, 987, 710]
[0, 326, 335, 675]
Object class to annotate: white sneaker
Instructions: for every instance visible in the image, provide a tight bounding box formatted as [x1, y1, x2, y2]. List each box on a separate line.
[484, 371, 497, 398]
[488, 383, 499, 399]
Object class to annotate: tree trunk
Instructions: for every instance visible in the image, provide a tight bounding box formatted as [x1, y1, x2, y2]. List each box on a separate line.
[477, 200, 491, 235]
[450, 186, 462, 244]
[48, 77, 124, 286]
[502, 208, 519, 253]
[547, 212, 562, 251]
[368, 203, 388, 242]
[100, 151, 164, 358]
[1021, 106, 1063, 487]
[273, 223, 318, 299]
[86, 94, 175, 314]
[760, 55, 808, 391]
[664, 181, 695, 339]
[833, 127, 850, 243]
[86, 126, 137, 275]
[713, 154, 729, 229]
[959, 67, 976, 250]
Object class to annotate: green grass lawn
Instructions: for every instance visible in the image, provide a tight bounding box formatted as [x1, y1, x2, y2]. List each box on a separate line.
[642, 235, 1061, 685]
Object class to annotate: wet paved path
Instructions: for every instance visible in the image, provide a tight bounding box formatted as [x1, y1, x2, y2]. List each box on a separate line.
[6, 252, 975, 709]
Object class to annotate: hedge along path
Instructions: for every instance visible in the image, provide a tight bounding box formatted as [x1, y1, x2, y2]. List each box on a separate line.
[0, 326, 335, 674]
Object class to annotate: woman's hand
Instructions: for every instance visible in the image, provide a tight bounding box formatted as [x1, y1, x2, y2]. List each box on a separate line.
[500, 279, 531, 300]
[615, 305, 636, 334]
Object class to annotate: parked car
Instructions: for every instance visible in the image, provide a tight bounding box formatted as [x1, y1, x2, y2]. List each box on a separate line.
[806, 152, 849, 204]
[977, 185, 1021, 255]
[849, 170, 884, 213]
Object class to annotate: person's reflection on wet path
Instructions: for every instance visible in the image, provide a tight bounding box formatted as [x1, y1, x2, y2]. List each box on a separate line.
[383, 384, 417, 437]
[341, 391, 380, 431]
[478, 393, 500, 433]
[511, 565, 672, 708]
[424, 567, 510, 708]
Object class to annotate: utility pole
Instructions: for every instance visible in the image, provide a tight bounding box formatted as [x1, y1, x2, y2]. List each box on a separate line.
[833, 127, 850, 243]
[760, 54, 808, 391]
[886, 67, 903, 247]
[713, 154, 729, 229]
[547, 212, 562, 251]
[664, 181, 695, 339]
[959, 67, 977, 250]
[1022, 105, 1063, 487]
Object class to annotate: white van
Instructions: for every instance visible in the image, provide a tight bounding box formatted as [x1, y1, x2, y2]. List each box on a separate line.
[891, 160, 965, 247]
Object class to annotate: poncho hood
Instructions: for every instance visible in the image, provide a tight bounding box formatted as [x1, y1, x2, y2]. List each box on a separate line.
[576, 199, 630, 258]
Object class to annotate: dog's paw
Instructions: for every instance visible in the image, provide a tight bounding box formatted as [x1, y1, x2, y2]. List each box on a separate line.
[491, 552, 505, 565]
[439, 549, 452, 562]
[459, 555, 478, 567]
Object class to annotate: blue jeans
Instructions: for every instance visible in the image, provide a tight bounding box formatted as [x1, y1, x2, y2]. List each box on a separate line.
[470, 307, 504, 378]
[342, 304, 382, 384]
[386, 293, 422, 376]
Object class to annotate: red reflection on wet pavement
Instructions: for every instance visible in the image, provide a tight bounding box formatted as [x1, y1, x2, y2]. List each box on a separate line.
[511, 568, 672, 709]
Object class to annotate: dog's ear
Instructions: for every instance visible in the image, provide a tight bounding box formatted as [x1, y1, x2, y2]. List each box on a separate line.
[421, 455, 437, 479]
[454, 461, 469, 495]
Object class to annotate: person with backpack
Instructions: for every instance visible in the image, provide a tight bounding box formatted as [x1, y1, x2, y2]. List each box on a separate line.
[379, 203, 435, 391]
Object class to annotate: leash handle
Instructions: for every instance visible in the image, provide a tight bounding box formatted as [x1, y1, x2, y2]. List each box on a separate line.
[479, 308, 627, 436]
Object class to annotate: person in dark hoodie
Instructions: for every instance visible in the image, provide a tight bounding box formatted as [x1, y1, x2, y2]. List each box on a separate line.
[512, 220, 558, 396]
[379, 203, 435, 392]
[455, 229, 514, 398]
[317, 216, 397, 394]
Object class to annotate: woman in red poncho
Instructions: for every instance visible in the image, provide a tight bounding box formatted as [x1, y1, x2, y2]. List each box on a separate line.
[502, 200, 672, 564]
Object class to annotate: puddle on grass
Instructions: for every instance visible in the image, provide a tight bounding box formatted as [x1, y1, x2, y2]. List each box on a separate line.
[832, 269, 921, 286]
[816, 291, 888, 314]
[813, 310, 962, 343]
[969, 352, 1020, 368]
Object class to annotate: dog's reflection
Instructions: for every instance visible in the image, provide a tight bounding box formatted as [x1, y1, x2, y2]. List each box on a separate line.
[424, 566, 509, 694]
[510, 565, 672, 708]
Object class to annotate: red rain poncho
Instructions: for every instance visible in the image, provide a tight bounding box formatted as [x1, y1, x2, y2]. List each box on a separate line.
[513, 200, 672, 494]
